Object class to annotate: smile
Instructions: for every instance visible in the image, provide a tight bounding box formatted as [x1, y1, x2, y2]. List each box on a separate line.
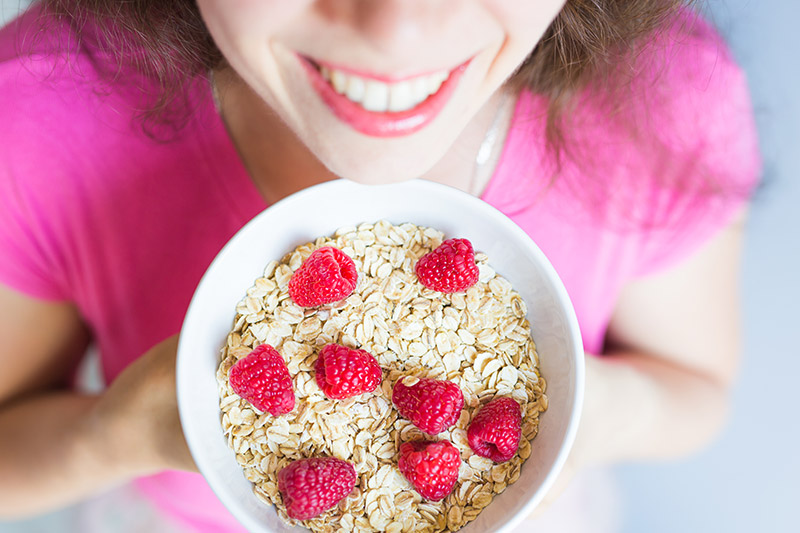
[299, 56, 470, 137]
[320, 66, 450, 113]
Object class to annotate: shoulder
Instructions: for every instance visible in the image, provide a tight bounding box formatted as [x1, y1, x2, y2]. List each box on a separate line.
[1, 9, 107, 249]
[534, 11, 761, 275]
[571, 11, 760, 201]
[640, 12, 757, 153]
[0, 7, 218, 298]
[0, 5, 93, 109]
[1, 4, 193, 151]
[0, 5, 212, 195]
[637, 12, 760, 208]
[1, 7, 124, 169]
[616, 12, 760, 274]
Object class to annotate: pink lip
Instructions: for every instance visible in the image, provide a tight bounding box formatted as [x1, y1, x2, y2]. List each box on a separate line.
[299, 56, 469, 137]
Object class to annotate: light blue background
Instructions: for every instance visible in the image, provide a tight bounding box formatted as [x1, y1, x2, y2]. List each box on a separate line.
[1, 0, 798, 531]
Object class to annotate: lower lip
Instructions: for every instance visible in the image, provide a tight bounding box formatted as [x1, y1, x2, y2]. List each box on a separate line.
[299, 57, 469, 137]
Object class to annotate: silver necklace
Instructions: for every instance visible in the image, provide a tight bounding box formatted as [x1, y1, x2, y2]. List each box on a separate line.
[470, 91, 510, 196]
[209, 70, 221, 111]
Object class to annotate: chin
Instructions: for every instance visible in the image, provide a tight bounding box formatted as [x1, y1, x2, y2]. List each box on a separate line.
[338, 169, 422, 186]
[320, 148, 441, 186]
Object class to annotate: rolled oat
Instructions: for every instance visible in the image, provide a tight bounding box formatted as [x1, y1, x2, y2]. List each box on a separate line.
[217, 220, 547, 532]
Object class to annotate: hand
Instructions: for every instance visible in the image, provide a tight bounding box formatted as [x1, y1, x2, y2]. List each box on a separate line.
[89, 335, 197, 475]
[528, 354, 604, 519]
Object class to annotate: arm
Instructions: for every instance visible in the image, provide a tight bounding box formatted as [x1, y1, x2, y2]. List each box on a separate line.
[587, 210, 745, 465]
[537, 210, 746, 511]
[0, 284, 194, 518]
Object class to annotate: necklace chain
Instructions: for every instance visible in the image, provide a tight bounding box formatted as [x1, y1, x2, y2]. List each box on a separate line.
[209, 70, 221, 112]
[470, 91, 510, 196]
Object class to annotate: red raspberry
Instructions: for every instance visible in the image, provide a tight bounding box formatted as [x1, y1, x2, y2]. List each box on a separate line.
[277, 457, 356, 520]
[467, 397, 522, 462]
[314, 344, 382, 399]
[392, 377, 464, 434]
[289, 247, 358, 307]
[415, 238, 479, 293]
[229, 344, 295, 416]
[398, 440, 460, 501]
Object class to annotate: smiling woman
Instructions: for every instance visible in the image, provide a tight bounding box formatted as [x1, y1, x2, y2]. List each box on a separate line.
[0, 0, 760, 532]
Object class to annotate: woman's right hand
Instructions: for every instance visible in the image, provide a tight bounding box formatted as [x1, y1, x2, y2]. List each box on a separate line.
[89, 334, 197, 475]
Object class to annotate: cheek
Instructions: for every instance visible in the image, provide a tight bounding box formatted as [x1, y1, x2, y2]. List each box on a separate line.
[196, 0, 312, 56]
[484, 0, 567, 46]
[476, 0, 567, 88]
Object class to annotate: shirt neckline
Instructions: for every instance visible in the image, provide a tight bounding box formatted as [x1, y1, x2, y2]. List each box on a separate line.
[479, 90, 548, 214]
[191, 80, 268, 224]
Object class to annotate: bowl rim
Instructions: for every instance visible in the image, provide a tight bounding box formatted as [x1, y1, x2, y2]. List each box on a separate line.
[177, 178, 585, 533]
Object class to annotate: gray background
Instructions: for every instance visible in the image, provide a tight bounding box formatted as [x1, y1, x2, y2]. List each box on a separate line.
[1, 0, 798, 531]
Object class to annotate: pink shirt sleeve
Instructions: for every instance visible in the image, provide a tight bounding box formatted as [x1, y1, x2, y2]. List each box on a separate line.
[0, 11, 71, 300]
[0, 162, 69, 301]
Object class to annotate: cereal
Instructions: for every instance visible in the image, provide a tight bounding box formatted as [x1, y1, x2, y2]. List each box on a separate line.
[217, 220, 547, 532]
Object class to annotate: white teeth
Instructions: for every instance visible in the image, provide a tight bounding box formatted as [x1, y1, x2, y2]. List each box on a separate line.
[330, 69, 347, 94]
[426, 72, 446, 96]
[410, 77, 430, 104]
[319, 66, 450, 112]
[361, 80, 389, 112]
[345, 76, 365, 102]
[387, 80, 414, 112]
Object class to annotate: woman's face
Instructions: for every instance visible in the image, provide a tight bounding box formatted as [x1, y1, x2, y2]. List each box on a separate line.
[197, 0, 567, 183]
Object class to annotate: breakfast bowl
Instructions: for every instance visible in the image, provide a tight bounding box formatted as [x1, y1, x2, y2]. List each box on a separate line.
[176, 179, 584, 533]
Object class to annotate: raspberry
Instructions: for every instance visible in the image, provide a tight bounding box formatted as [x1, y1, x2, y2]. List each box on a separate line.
[398, 440, 460, 501]
[392, 377, 464, 434]
[415, 238, 479, 293]
[229, 344, 295, 416]
[314, 344, 382, 399]
[277, 457, 356, 520]
[467, 397, 522, 462]
[289, 246, 358, 307]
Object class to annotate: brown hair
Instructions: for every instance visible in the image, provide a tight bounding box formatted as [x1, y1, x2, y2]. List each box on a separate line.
[512, 0, 691, 154]
[40, 0, 690, 142]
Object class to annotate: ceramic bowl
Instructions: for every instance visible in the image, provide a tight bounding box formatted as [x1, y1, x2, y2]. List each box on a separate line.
[177, 179, 584, 533]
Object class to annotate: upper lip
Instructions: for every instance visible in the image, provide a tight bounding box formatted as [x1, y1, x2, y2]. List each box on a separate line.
[302, 55, 467, 83]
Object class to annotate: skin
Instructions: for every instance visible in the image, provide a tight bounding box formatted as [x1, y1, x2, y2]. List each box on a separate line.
[200, 0, 566, 197]
[0, 0, 743, 522]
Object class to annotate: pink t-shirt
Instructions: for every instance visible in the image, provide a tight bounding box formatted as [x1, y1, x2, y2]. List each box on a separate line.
[0, 7, 759, 532]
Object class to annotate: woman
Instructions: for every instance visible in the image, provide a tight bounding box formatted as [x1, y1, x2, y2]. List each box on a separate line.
[0, 0, 759, 530]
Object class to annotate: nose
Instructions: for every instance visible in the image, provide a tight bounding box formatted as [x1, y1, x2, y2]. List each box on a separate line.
[316, 0, 448, 57]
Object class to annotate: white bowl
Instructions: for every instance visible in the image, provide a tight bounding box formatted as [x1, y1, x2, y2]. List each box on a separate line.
[177, 179, 584, 533]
